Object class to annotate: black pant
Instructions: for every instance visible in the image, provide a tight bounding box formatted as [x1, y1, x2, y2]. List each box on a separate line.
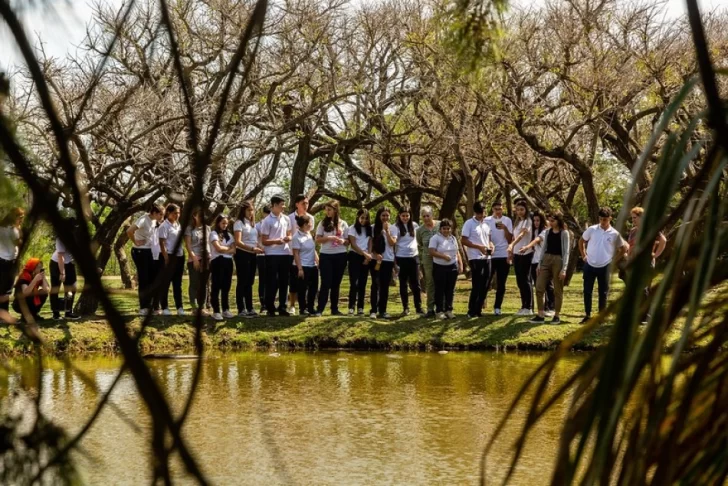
[131, 248, 154, 309]
[0, 258, 16, 312]
[318, 253, 347, 313]
[265, 255, 292, 313]
[375, 261, 395, 315]
[513, 253, 533, 310]
[434, 263, 458, 313]
[151, 258, 163, 311]
[257, 256, 266, 309]
[396, 256, 422, 311]
[531, 263, 554, 311]
[235, 250, 258, 313]
[487, 258, 510, 310]
[161, 255, 185, 310]
[211, 257, 234, 313]
[297, 266, 318, 313]
[347, 252, 370, 311]
[583, 262, 609, 316]
[13, 292, 47, 318]
[467, 259, 491, 316]
[50, 260, 78, 314]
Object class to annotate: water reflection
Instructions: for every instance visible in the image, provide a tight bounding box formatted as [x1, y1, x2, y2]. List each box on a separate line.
[0, 351, 585, 485]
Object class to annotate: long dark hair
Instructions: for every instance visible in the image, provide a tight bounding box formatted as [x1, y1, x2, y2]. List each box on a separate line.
[214, 215, 231, 240]
[237, 200, 254, 225]
[372, 206, 390, 254]
[395, 206, 415, 237]
[353, 208, 372, 237]
[549, 210, 567, 231]
[164, 203, 179, 221]
[322, 200, 340, 233]
[515, 199, 531, 224]
[532, 210, 547, 240]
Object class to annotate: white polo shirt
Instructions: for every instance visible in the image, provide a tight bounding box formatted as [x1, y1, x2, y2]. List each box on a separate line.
[133, 214, 155, 249]
[532, 229, 548, 262]
[428, 233, 459, 266]
[512, 218, 533, 254]
[582, 224, 627, 268]
[316, 220, 349, 255]
[461, 217, 491, 261]
[484, 215, 513, 259]
[233, 219, 259, 253]
[151, 224, 161, 260]
[392, 222, 419, 258]
[292, 230, 316, 267]
[51, 238, 74, 264]
[260, 213, 291, 256]
[376, 226, 396, 262]
[289, 211, 315, 234]
[347, 225, 371, 254]
[210, 230, 235, 260]
[158, 220, 184, 257]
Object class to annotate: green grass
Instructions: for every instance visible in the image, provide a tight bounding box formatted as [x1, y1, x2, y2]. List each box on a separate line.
[0, 273, 670, 356]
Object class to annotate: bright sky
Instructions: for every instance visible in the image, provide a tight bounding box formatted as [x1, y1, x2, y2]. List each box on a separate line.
[0, 0, 726, 70]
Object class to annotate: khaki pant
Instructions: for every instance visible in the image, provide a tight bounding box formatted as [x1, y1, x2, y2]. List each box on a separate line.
[536, 254, 564, 314]
[421, 257, 436, 312]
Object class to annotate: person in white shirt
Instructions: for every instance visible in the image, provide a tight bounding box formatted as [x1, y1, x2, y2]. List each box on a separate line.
[578, 207, 629, 323]
[392, 206, 423, 316]
[234, 200, 264, 318]
[255, 205, 271, 313]
[484, 200, 513, 315]
[127, 204, 164, 315]
[347, 208, 373, 316]
[158, 204, 185, 316]
[428, 219, 463, 319]
[184, 208, 211, 315]
[292, 215, 319, 315]
[0, 207, 23, 318]
[287, 194, 314, 315]
[370, 206, 397, 318]
[507, 199, 535, 316]
[461, 201, 494, 318]
[260, 196, 292, 316]
[49, 217, 81, 321]
[210, 215, 236, 320]
[314, 200, 349, 316]
[518, 211, 554, 314]
[150, 214, 163, 315]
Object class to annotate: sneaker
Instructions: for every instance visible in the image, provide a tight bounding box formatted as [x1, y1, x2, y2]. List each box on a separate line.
[446, 311, 455, 319]
[200, 309, 210, 317]
[331, 310, 345, 316]
[551, 316, 561, 324]
[515, 308, 528, 316]
[438, 313, 447, 320]
[466, 313, 477, 318]
[177, 308, 185, 316]
[288, 306, 297, 316]
[544, 310, 555, 317]
[162, 309, 172, 316]
[139, 309, 149, 316]
[314, 312, 323, 317]
[212, 313, 224, 321]
[266, 311, 276, 317]
[238, 311, 249, 318]
[301, 310, 310, 316]
[402, 308, 410, 316]
[494, 308, 502, 316]
[416, 309, 426, 316]
[357, 308, 364, 316]
[279, 310, 291, 317]
[530, 316, 545, 323]
[580, 316, 590, 324]
[381, 313, 391, 319]
[53, 312, 62, 321]
[153, 309, 163, 316]
[259, 307, 266, 315]
[222, 310, 235, 319]
[64, 312, 81, 320]
[369, 312, 377, 319]
[247, 311, 259, 318]
[348, 308, 355, 315]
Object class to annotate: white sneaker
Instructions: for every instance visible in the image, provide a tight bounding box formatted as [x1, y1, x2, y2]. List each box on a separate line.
[212, 313, 224, 321]
[348, 308, 355, 315]
[153, 309, 162, 315]
[370, 312, 377, 319]
[381, 313, 391, 319]
[162, 308, 172, 316]
[438, 313, 447, 320]
[288, 306, 297, 316]
[222, 310, 235, 319]
[403, 309, 411, 316]
[494, 308, 502, 316]
[544, 310, 555, 317]
[177, 308, 185, 316]
[139, 308, 149, 316]
[446, 311, 455, 319]
[515, 308, 526, 316]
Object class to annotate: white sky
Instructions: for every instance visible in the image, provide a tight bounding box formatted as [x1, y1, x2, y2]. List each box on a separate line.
[1, 0, 726, 70]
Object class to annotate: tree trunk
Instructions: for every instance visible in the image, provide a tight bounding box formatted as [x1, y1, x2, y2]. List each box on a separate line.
[289, 132, 311, 202]
[408, 190, 422, 224]
[114, 227, 134, 289]
[439, 170, 467, 220]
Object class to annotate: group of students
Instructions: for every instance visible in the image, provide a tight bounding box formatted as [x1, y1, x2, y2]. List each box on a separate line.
[0, 195, 666, 324]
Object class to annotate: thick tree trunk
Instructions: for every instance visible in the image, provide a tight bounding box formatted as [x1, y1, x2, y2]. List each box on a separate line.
[289, 133, 311, 202]
[439, 170, 467, 221]
[114, 227, 134, 289]
[408, 191, 422, 224]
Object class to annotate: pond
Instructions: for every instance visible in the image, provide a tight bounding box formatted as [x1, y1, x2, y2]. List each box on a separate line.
[0, 351, 585, 485]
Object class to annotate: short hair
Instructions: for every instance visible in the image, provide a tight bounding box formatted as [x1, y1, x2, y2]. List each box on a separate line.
[631, 207, 644, 216]
[598, 207, 613, 218]
[294, 194, 308, 205]
[262, 205, 271, 215]
[149, 203, 163, 214]
[473, 201, 485, 214]
[439, 218, 454, 229]
[270, 195, 285, 206]
[421, 206, 433, 216]
[491, 200, 503, 209]
[295, 215, 311, 228]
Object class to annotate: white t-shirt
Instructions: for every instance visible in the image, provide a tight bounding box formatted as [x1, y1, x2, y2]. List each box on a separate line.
[185, 225, 211, 257]
[133, 214, 156, 249]
[376, 226, 396, 262]
[150, 224, 161, 260]
[316, 220, 349, 255]
[210, 231, 234, 260]
[158, 220, 184, 257]
[51, 238, 74, 264]
[0, 226, 19, 261]
[260, 213, 291, 256]
[461, 217, 491, 261]
[254, 221, 265, 257]
[532, 229, 548, 262]
[428, 233, 459, 266]
[289, 212, 315, 235]
[233, 219, 259, 252]
[485, 216, 513, 259]
[392, 222, 419, 258]
[292, 230, 316, 267]
[512, 219, 533, 254]
[582, 224, 627, 268]
[347, 225, 371, 255]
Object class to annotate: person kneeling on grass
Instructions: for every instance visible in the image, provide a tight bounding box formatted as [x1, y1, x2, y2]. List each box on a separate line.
[428, 219, 463, 320]
[13, 258, 50, 322]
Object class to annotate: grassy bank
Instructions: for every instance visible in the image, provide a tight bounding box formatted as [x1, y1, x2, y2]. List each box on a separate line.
[0, 274, 671, 356]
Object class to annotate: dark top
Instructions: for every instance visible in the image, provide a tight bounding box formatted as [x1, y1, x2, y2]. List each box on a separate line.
[546, 230, 563, 255]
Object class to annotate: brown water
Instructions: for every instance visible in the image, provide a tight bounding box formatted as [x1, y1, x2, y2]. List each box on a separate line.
[0, 351, 585, 485]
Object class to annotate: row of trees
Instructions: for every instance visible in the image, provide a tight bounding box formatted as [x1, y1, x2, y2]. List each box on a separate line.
[4, 0, 724, 309]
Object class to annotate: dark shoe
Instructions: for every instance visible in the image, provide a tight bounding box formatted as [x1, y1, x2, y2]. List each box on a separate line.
[415, 309, 426, 316]
[266, 311, 277, 317]
[551, 316, 561, 324]
[65, 312, 81, 321]
[53, 312, 62, 321]
[580, 316, 590, 324]
[331, 310, 344, 316]
[278, 310, 291, 317]
[529, 316, 545, 323]
[425, 311, 436, 318]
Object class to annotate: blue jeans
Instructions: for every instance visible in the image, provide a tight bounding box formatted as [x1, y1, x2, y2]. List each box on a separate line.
[583, 262, 609, 316]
